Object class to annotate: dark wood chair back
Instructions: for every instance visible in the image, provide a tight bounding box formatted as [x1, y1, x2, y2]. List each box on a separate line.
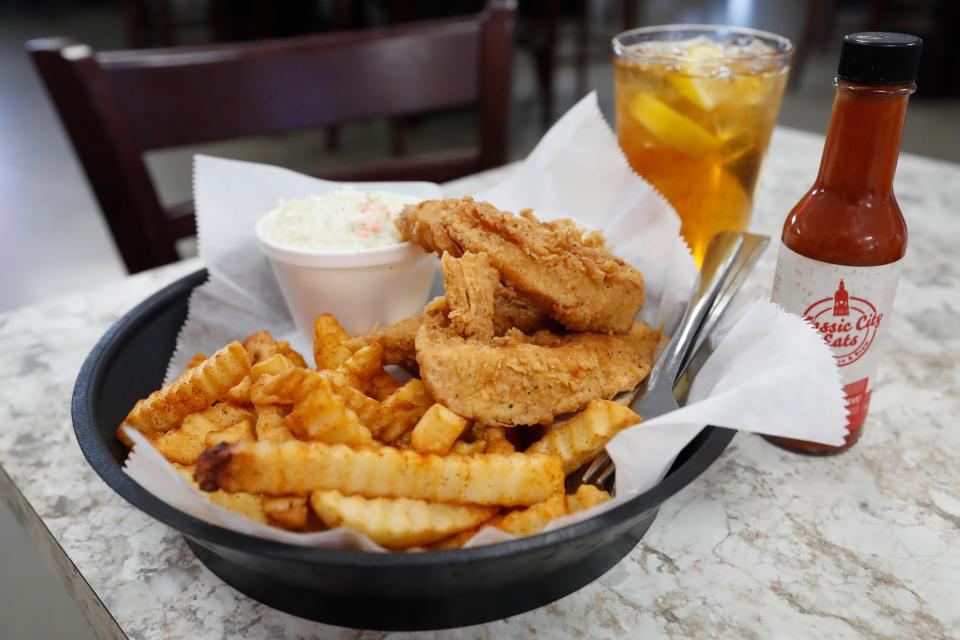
[28, 0, 514, 273]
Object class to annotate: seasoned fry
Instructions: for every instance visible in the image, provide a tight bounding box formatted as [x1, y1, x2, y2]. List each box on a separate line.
[344, 315, 422, 373]
[250, 367, 322, 405]
[196, 440, 564, 506]
[314, 313, 353, 370]
[526, 400, 641, 473]
[263, 496, 310, 530]
[185, 353, 207, 371]
[375, 379, 433, 443]
[243, 331, 282, 364]
[250, 353, 294, 383]
[254, 405, 293, 442]
[565, 485, 611, 514]
[205, 419, 254, 447]
[338, 343, 384, 383]
[366, 370, 402, 401]
[410, 404, 469, 455]
[284, 378, 374, 447]
[496, 493, 567, 537]
[450, 439, 487, 456]
[173, 464, 266, 524]
[276, 341, 308, 369]
[480, 426, 515, 454]
[310, 490, 495, 549]
[223, 376, 251, 406]
[153, 404, 253, 465]
[121, 341, 250, 439]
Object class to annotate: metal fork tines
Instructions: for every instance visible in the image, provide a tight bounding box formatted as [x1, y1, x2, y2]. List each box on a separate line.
[579, 231, 770, 492]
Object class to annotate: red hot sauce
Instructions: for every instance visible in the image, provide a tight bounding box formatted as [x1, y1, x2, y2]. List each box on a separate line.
[767, 33, 922, 454]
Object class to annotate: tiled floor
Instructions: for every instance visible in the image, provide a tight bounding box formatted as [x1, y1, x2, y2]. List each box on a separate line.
[1, 1, 958, 638]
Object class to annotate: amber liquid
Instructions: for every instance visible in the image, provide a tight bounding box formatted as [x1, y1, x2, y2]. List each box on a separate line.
[766, 80, 911, 455]
[614, 50, 788, 265]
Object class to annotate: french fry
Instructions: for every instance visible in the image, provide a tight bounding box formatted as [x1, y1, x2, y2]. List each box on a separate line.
[254, 405, 293, 442]
[526, 400, 641, 474]
[153, 404, 253, 465]
[332, 382, 387, 429]
[250, 353, 293, 383]
[375, 379, 434, 443]
[481, 426, 515, 454]
[223, 376, 251, 406]
[205, 419, 254, 447]
[284, 379, 374, 447]
[196, 440, 564, 506]
[263, 496, 310, 530]
[366, 370, 402, 402]
[450, 439, 487, 456]
[309, 490, 495, 549]
[314, 313, 353, 370]
[250, 367, 322, 405]
[185, 353, 207, 371]
[565, 484, 611, 514]
[338, 343, 383, 383]
[120, 341, 250, 439]
[243, 331, 282, 364]
[410, 404, 469, 455]
[276, 341, 308, 369]
[173, 464, 267, 524]
[496, 493, 567, 537]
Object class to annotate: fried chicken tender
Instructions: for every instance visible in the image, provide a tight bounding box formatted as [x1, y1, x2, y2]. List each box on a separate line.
[396, 197, 645, 332]
[415, 253, 659, 427]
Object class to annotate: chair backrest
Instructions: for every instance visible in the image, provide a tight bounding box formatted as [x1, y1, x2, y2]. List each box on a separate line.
[29, 0, 514, 273]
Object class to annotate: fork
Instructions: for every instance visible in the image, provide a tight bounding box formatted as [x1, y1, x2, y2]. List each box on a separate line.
[578, 231, 770, 491]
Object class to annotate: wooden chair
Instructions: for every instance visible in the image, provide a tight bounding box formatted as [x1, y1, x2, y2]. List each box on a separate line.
[28, 0, 515, 274]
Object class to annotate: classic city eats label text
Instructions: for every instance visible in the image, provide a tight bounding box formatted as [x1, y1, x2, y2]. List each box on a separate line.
[771, 243, 902, 430]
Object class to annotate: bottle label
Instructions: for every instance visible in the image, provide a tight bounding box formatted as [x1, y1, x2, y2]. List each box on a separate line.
[771, 242, 903, 431]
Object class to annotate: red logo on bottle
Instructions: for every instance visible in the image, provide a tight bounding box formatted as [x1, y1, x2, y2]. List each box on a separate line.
[803, 280, 883, 367]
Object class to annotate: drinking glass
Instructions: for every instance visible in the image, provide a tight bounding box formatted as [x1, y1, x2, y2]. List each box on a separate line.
[613, 25, 792, 265]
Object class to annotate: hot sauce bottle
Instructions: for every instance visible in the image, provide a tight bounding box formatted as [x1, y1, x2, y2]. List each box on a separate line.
[767, 33, 922, 454]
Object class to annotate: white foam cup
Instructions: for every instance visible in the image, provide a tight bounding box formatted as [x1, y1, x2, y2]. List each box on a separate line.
[256, 224, 436, 339]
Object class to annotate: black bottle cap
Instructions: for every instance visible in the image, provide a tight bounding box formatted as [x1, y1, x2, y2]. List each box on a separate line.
[837, 32, 923, 85]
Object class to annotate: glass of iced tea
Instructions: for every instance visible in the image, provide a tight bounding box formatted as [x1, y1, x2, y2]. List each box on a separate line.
[613, 25, 792, 265]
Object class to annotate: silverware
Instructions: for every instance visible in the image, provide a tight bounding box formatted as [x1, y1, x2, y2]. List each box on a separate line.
[579, 231, 769, 492]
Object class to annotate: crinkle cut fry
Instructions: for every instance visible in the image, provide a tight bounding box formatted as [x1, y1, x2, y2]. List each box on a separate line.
[195, 440, 563, 507]
[397, 197, 645, 332]
[310, 490, 496, 549]
[120, 341, 250, 439]
[526, 399, 642, 473]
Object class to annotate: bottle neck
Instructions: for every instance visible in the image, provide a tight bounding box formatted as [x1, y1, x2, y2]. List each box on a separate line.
[816, 79, 914, 194]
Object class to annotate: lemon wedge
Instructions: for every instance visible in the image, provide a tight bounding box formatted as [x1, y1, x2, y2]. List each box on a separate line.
[668, 43, 770, 111]
[670, 43, 725, 110]
[628, 94, 721, 155]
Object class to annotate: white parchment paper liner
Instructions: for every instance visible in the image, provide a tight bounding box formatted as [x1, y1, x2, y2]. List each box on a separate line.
[127, 93, 846, 551]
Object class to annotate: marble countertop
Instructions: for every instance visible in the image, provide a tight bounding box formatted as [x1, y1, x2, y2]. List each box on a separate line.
[1, 127, 958, 639]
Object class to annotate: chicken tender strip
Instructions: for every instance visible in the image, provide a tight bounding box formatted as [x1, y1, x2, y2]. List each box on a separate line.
[441, 251, 497, 341]
[397, 197, 645, 332]
[195, 440, 563, 507]
[416, 253, 659, 426]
